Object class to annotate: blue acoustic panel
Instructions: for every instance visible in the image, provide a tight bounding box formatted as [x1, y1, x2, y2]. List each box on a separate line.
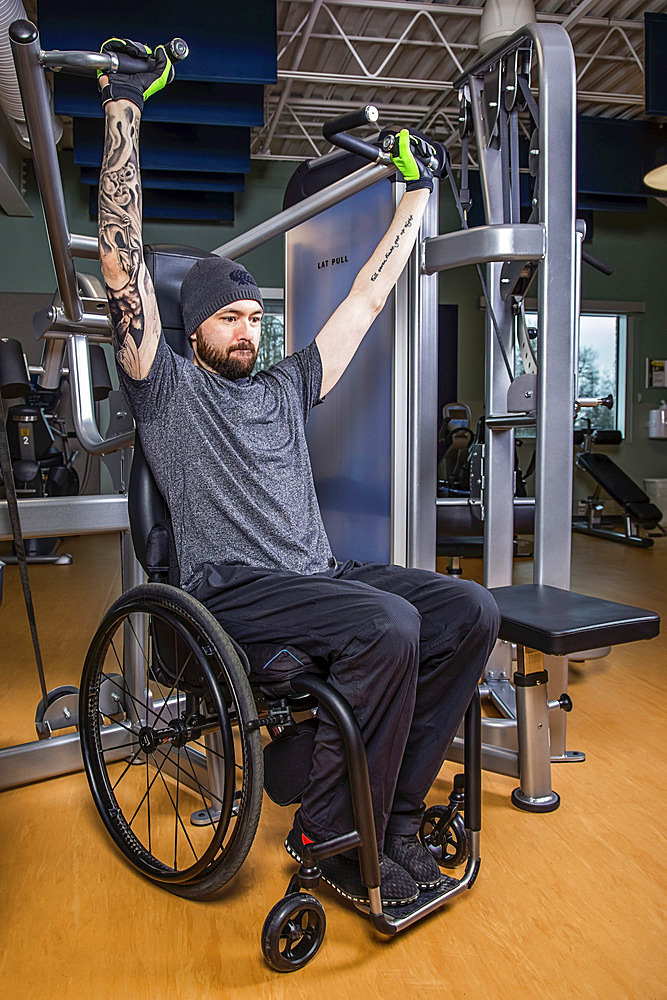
[577, 116, 664, 200]
[74, 118, 250, 173]
[80, 166, 245, 193]
[645, 13, 667, 116]
[89, 187, 234, 222]
[54, 76, 265, 127]
[37, 0, 277, 84]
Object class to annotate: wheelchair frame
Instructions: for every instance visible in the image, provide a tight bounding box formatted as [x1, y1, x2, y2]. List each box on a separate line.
[78, 568, 482, 971]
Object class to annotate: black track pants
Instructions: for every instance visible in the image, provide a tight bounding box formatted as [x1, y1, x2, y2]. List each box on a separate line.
[197, 560, 500, 851]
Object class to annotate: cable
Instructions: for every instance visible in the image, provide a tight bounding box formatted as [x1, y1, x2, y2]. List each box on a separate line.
[444, 160, 515, 383]
[0, 401, 49, 705]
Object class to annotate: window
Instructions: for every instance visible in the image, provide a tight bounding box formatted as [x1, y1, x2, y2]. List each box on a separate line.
[519, 311, 627, 435]
[257, 293, 285, 371]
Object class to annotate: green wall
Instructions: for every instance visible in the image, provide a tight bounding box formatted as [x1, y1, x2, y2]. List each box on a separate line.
[0, 150, 295, 295]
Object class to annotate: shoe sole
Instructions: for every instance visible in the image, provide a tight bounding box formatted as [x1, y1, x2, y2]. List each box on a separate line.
[284, 838, 419, 907]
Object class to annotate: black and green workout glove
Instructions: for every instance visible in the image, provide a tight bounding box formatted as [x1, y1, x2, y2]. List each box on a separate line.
[387, 128, 445, 192]
[98, 38, 174, 112]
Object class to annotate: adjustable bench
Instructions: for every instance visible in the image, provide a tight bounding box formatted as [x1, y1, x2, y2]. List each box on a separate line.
[575, 434, 663, 547]
[487, 584, 660, 811]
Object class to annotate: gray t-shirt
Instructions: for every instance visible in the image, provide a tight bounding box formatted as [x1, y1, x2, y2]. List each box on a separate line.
[118, 335, 334, 591]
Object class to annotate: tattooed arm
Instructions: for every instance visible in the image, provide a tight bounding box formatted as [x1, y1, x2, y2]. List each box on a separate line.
[98, 99, 161, 380]
[315, 187, 430, 396]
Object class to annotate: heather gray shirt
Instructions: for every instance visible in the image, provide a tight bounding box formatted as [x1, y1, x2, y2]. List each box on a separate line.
[118, 335, 334, 591]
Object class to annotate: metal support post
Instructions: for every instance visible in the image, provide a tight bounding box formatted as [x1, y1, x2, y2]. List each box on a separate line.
[469, 78, 515, 592]
[532, 28, 577, 590]
[10, 22, 83, 322]
[408, 178, 439, 570]
[511, 646, 560, 812]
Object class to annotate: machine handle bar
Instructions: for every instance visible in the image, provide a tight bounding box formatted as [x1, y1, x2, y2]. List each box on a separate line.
[38, 36, 189, 76]
[322, 105, 392, 166]
[581, 249, 613, 277]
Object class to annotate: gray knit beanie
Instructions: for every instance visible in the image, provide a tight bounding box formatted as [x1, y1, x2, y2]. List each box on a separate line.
[180, 256, 264, 337]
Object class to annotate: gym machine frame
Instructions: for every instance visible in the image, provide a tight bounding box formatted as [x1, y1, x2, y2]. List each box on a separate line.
[3, 20, 579, 811]
[438, 24, 584, 805]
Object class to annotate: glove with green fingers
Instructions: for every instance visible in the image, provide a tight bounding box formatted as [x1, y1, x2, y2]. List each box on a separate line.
[98, 38, 174, 113]
[387, 128, 443, 192]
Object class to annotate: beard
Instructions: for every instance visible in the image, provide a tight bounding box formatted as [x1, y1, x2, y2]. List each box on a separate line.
[195, 330, 258, 380]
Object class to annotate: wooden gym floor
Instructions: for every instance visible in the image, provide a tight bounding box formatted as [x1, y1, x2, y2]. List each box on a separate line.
[0, 531, 665, 1000]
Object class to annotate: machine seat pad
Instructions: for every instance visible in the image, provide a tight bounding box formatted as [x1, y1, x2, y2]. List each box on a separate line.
[489, 584, 660, 655]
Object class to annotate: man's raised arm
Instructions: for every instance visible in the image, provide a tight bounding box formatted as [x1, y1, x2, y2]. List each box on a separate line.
[97, 40, 174, 380]
[316, 130, 443, 397]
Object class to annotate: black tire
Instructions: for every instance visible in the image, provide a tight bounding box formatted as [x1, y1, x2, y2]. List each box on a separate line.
[419, 806, 469, 869]
[79, 583, 263, 899]
[261, 893, 326, 972]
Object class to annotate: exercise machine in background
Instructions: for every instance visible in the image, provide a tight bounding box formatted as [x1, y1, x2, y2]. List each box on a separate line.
[574, 422, 664, 548]
[0, 336, 112, 563]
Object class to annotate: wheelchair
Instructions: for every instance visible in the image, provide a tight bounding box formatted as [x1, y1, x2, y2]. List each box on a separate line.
[78, 245, 483, 972]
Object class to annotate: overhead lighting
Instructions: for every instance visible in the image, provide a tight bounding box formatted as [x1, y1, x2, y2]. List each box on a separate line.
[643, 147, 667, 192]
[478, 0, 537, 53]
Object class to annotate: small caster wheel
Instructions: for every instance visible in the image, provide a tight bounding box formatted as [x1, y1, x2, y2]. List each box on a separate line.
[419, 806, 469, 869]
[261, 892, 326, 972]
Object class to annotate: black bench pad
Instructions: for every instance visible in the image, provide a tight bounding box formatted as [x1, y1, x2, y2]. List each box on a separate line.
[578, 453, 662, 527]
[489, 584, 660, 656]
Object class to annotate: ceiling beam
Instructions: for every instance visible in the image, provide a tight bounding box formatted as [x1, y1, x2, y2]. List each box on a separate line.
[283, 0, 645, 31]
[561, 0, 603, 31]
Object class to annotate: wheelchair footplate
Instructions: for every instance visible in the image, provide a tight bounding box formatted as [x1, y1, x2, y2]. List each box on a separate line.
[261, 822, 480, 970]
[355, 850, 481, 936]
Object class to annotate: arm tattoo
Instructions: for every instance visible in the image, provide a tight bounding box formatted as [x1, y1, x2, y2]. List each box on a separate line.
[370, 214, 414, 282]
[99, 104, 159, 375]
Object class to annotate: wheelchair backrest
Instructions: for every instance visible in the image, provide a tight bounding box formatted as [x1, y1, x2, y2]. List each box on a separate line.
[128, 245, 217, 577]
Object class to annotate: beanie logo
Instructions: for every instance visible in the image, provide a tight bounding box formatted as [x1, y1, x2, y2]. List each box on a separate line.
[229, 269, 257, 288]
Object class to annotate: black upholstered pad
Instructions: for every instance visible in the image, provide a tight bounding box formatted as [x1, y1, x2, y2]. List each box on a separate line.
[578, 453, 662, 526]
[143, 243, 215, 358]
[489, 584, 660, 655]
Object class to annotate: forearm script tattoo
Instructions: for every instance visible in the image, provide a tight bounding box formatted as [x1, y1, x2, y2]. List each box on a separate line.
[370, 214, 413, 282]
[99, 105, 159, 376]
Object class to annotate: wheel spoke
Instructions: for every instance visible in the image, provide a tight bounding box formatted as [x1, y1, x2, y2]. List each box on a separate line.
[103, 653, 147, 721]
[127, 749, 170, 827]
[146, 754, 152, 856]
[151, 753, 199, 862]
[111, 744, 145, 791]
[147, 633, 195, 729]
[99, 739, 140, 753]
[97, 705, 136, 738]
[167, 742, 226, 811]
[174, 739, 181, 871]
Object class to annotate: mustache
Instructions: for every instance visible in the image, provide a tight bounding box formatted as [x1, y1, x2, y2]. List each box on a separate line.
[229, 340, 255, 353]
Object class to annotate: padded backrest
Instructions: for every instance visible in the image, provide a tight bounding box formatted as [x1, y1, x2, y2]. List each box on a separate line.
[578, 452, 649, 506]
[143, 243, 217, 357]
[127, 244, 216, 572]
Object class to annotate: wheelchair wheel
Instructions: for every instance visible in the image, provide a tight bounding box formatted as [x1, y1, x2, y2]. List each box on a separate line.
[419, 806, 469, 869]
[261, 893, 326, 972]
[79, 583, 263, 899]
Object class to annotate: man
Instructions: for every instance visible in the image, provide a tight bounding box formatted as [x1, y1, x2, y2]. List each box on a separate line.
[98, 40, 500, 908]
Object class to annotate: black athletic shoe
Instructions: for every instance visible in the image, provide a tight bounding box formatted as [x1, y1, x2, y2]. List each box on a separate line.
[383, 833, 445, 889]
[285, 814, 419, 907]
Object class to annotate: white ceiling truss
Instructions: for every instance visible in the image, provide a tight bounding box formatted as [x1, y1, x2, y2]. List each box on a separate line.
[252, 0, 664, 163]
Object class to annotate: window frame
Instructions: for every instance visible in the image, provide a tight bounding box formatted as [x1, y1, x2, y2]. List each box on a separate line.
[518, 298, 644, 441]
